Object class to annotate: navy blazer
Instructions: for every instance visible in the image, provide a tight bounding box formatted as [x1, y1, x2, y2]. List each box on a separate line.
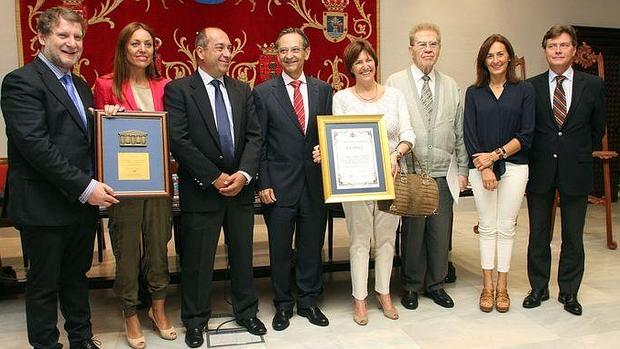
[0, 57, 96, 226]
[526, 69, 605, 195]
[253, 75, 333, 206]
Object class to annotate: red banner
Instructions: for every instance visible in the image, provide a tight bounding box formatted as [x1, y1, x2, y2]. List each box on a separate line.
[17, 0, 378, 90]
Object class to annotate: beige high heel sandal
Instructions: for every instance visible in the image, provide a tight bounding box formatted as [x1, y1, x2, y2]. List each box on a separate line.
[124, 314, 146, 349]
[375, 293, 399, 320]
[148, 308, 177, 340]
[353, 298, 368, 326]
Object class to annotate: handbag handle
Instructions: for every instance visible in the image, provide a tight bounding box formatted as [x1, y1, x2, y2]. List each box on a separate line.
[398, 151, 428, 176]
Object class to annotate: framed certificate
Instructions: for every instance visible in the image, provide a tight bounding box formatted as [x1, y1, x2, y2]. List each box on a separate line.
[95, 111, 171, 197]
[317, 114, 395, 203]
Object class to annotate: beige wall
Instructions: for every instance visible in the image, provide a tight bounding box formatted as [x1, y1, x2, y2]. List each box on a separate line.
[380, 0, 620, 86]
[1, 0, 619, 157]
[0, 0, 18, 157]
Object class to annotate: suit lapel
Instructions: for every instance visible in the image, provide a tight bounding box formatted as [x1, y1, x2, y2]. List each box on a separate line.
[73, 76, 93, 143]
[189, 72, 221, 151]
[565, 70, 585, 127]
[224, 76, 243, 154]
[535, 72, 558, 130]
[34, 58, 88, 136]
[273, 76, 305, 135]
[306, 78, 319, 137]
[121, 83, 139, 111]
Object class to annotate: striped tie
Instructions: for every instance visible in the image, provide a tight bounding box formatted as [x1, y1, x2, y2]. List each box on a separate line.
[421, 75, 433, 116]
[290, 80, 305, 134]
[553, 75, 567, 127]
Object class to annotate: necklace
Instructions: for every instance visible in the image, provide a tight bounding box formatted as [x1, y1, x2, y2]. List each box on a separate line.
[355, 81, 378, 101]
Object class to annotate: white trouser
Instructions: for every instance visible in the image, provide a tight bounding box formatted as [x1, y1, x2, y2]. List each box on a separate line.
[343, 201, 399, 300]
[469, 163, 528, 272]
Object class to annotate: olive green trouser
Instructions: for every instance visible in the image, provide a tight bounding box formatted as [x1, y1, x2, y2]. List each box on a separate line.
[108, 197, 172, 317]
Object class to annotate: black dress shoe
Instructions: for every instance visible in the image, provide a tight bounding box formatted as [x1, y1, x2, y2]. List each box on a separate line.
[72, 339, 101, 349]
[522, 288, 549, 308]
[424, 289, 454, 308]
[185, 327, 204, 348]
[444, 262, 457, 284]
[272, 309, 293, 331]
[401, 290, 419, 310]
[237, 317, 267, 336]
[297, 305, 329, 326]
[558, 293, 583, 316]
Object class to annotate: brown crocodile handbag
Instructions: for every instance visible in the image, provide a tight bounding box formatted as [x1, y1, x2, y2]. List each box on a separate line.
[378, 153, 439, 217]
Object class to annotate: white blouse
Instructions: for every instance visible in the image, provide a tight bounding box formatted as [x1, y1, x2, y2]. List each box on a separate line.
[332, 86, 416, 150]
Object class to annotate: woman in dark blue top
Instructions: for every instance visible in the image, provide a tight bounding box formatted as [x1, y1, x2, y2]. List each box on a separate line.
[464, 34, 535, 314]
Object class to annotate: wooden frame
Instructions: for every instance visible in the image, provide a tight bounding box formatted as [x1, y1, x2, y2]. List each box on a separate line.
[317, 114, 395, 203]
[95, 110, 171, 197]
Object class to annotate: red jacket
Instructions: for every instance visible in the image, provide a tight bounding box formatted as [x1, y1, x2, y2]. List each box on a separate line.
[93, 73, 170, 111]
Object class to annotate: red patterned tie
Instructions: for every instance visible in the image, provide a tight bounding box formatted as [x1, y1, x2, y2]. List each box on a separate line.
[553, 75, 567, 127]
[290, 80, 306, 134]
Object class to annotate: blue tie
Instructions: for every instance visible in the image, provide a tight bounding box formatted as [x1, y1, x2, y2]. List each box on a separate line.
[210, 79, 234, 166]
[60, 74, 88, 129]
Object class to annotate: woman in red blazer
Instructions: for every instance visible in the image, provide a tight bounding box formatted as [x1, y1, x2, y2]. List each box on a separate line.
[93, 22, 174, 349]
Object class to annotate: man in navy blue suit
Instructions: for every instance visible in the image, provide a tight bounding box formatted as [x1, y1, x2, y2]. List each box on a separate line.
[253, 28, 333, 331]
[523, 25, 605, 316]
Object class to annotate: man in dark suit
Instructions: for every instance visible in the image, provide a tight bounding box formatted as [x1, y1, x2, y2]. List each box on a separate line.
[165, 27, 265, 347]
[0, 7, 118, 349]
[523, 25, 605, 316]
[253, 28, 332, 331]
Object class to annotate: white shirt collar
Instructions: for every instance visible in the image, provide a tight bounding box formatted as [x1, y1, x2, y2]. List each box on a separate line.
[410, 64, 435, 83]
[37, 52, 69, 79]
[548, 66, 574, 84]
[198, 67, 225, 86]
[282, 71, 307, 86]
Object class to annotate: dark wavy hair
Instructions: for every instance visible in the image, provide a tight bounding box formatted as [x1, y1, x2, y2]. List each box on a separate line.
[473, 34, 518, 87]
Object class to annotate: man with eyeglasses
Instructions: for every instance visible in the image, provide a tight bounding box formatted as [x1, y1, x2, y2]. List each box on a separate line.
[523, 25, 605, 316]
[165, 27, 266, 347]
[386, 23, 468, 311]
[252, 27, 333, 331]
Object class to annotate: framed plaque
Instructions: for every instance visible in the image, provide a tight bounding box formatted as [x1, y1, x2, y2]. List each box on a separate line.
[317, 114, 395, 203]
[95, 111, 171, 197]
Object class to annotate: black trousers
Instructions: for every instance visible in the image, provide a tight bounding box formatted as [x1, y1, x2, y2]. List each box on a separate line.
[262, 184, 326, 310]
[180, 199, 258, 330]
[526, 188, 588, 295]
[20, 209, 96, 349]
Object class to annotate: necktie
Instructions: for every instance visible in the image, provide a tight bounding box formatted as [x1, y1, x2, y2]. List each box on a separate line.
[290, 80, 306, 134]
[210, 79, 234, 165]
[553, 75, 567, 127]
[60, 74, 88, 129]
[421, 75, 433, 117]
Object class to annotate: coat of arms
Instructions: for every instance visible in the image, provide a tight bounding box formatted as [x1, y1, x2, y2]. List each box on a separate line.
[322, 0, 349, 43]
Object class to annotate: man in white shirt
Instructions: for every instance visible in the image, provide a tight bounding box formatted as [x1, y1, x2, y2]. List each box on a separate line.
[165, 27, 266, 347]
[253, 28, 333, 331]
[386, 23, 468, 311]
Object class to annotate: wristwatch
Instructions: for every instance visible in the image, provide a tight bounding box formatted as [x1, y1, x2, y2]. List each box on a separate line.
[494, 148, 505, 160]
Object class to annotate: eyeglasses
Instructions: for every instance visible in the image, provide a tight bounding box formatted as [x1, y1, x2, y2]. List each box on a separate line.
[412, 41, 440, 50]
[545, 42, 573, 50]
[278, 47, 304, 55]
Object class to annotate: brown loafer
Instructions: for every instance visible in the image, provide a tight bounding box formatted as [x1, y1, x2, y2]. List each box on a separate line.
[479, 288, 494, 313]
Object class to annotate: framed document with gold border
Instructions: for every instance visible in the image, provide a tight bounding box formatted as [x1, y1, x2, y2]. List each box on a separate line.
[317, 114, 395, 203]
[95, 111, 171, 197]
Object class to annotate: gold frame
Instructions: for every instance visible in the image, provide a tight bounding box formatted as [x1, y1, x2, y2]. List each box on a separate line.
[317, 114, 395, 203]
